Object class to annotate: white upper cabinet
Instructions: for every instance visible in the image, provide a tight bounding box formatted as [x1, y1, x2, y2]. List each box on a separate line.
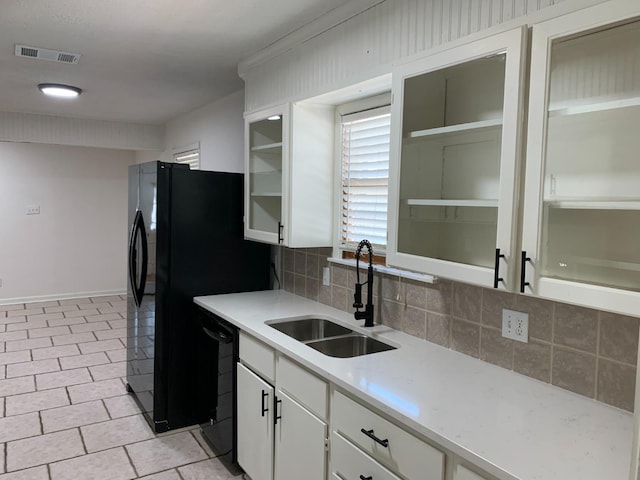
[521, 1, 640, 315]
[245, 103, 334, 247]
[387, 27, 527, 289]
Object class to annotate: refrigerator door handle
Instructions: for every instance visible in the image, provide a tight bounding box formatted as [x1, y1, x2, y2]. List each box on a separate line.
[128, 211, 140, 307]
[128, 210, 148, 307]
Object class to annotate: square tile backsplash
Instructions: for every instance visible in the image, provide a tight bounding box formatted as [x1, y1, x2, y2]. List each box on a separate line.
[281, 247, 639, 412]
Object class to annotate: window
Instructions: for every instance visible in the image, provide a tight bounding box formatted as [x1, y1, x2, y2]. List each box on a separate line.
[173, 146, 200, 169]
[339, 105, 391, 254]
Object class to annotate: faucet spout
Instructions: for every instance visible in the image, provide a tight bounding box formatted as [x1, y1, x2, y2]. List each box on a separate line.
[353, 240, 375, 327]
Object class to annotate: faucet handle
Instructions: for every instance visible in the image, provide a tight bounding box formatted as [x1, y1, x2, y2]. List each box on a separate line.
[353, 283, 363, 309]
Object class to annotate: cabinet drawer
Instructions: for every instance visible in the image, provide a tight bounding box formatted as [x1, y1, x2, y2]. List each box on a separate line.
[331, 432, 402, 480]
[332, 390, 444, 480]
[239, 332, 275, 382]
[277, 356, 327, 419]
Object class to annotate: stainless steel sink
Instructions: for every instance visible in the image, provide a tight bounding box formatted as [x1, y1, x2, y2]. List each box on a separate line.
[306, 334, 396, 358]
[269, 317, 353, 342]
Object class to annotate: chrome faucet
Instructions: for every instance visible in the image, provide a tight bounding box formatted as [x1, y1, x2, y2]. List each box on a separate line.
[353, 240, 375, 327]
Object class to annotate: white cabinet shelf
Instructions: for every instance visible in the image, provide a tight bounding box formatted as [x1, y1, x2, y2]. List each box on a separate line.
[544, 199, 640, 210]
[405, 199, 498, 208]
[251, 192, 282, 197]
[548, 96, 640, 118]
[406, 118, 502, 139]
[561, 255, 640, 273]
[251, 142, 283, 152]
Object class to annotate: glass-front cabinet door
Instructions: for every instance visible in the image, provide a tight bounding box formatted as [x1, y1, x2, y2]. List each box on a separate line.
[521, 1, 640, 315]
[245, 105, 288, 245]
[387, 27, 526, 289]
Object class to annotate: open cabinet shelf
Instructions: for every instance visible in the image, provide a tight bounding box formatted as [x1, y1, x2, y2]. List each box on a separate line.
[548, 95, 640, 118]
[251, 142, 283, 153]
[406, 118, 502, 139]
[544, 199, 640, 210]
[406, 199, 498, 208]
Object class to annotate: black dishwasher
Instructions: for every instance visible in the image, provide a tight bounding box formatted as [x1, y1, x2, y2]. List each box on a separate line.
[195, 307, 242, 475]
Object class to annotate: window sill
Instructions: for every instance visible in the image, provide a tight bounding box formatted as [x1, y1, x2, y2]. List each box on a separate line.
[327, 257, 437, 284]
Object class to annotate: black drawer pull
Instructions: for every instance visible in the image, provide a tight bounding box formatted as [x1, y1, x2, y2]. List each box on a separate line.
[520, 251, 531, 293]
[275, 397, 282, 424]
[493, 248, 505, 288]
[360, 476, 372, 480]
[261, 390, 269, 417]
[360, 428, 389, 448]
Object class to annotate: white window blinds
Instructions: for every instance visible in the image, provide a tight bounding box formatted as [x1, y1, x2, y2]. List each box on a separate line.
[340, 106, 391, 250]
[174, 149, 200, 170]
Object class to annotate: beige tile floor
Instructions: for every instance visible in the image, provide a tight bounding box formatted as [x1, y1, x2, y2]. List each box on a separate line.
[0, 296, 239, 480]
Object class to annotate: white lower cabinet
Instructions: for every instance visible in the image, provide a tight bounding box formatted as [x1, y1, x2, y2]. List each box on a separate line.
[237, 332, 496, 480]
[274, 390, 328, 480]
[237, 362, 274, 480]
[237, 333, 328, 480]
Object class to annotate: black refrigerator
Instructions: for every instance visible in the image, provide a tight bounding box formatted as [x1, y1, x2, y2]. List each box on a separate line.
[126, 161, 270, 433]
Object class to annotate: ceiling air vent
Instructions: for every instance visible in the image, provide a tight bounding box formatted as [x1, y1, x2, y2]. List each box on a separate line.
[15, 44, 80, 64]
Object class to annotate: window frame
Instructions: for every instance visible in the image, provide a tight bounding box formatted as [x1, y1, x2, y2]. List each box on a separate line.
[173, 142, 200, 170]
[332, 93, 391, 262]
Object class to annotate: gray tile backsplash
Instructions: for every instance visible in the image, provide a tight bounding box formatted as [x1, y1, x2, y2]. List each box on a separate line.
[281, 247, 639, 412]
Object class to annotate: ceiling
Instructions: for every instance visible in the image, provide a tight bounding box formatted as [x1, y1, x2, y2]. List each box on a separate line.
[0, 0, 354, 125]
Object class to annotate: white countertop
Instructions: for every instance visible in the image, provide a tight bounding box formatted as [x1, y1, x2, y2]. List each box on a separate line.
[194, 290, 633, 480]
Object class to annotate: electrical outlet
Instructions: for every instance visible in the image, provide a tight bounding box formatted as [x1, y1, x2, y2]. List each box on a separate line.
[322, 267, 331, 286]
[26, 205, 40, 215]
[502, 309, 529, 343]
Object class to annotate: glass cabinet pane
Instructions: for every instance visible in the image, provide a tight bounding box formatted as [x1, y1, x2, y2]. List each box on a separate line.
[397, 54, 506, 268]
[248, 116, 283, 235]
[540, 19, 640, 291]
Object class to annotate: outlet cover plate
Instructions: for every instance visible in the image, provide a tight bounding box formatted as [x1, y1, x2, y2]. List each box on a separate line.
[502, 309, 529, 343]
[322, 267, 331, 286]
[26, 205, 40, 215]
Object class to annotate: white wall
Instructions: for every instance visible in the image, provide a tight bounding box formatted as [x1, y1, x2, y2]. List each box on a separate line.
[0, 142, 134, 303]
[160, 89, 246, 173]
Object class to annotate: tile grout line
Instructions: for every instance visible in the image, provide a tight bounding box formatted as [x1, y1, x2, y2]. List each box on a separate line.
[549, 302, 556, 386]
[594, 311, 602, 401]
[77, 426, 89, 455]
[122, 444, 140, 478]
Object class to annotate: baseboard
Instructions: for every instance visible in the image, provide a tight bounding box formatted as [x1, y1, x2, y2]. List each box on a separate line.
[0, 289, 127, 306]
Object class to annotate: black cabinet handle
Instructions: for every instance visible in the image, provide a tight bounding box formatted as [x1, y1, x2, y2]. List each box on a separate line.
[277, 221, 284, 244]
[274, 397, 282, 424]
[493, 248, 505, 289]
[359, 476, 373, 480]
[360, 428, 389, 448]
[520, 251, 531, 293]
[261, 390, 269, 417]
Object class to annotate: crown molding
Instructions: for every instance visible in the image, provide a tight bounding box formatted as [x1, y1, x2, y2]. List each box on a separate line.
[238, 0, 385, 77]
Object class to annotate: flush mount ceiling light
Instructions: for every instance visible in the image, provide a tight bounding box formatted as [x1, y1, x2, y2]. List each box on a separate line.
[37, 83, 82, 98]
[267, 115, 281, 121]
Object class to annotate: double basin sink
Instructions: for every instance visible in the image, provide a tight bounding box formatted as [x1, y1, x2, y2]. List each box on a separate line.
[267, 317, 396, 358]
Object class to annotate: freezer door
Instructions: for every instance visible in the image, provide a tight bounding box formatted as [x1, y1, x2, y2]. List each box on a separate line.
[126, 162, 165, 430]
